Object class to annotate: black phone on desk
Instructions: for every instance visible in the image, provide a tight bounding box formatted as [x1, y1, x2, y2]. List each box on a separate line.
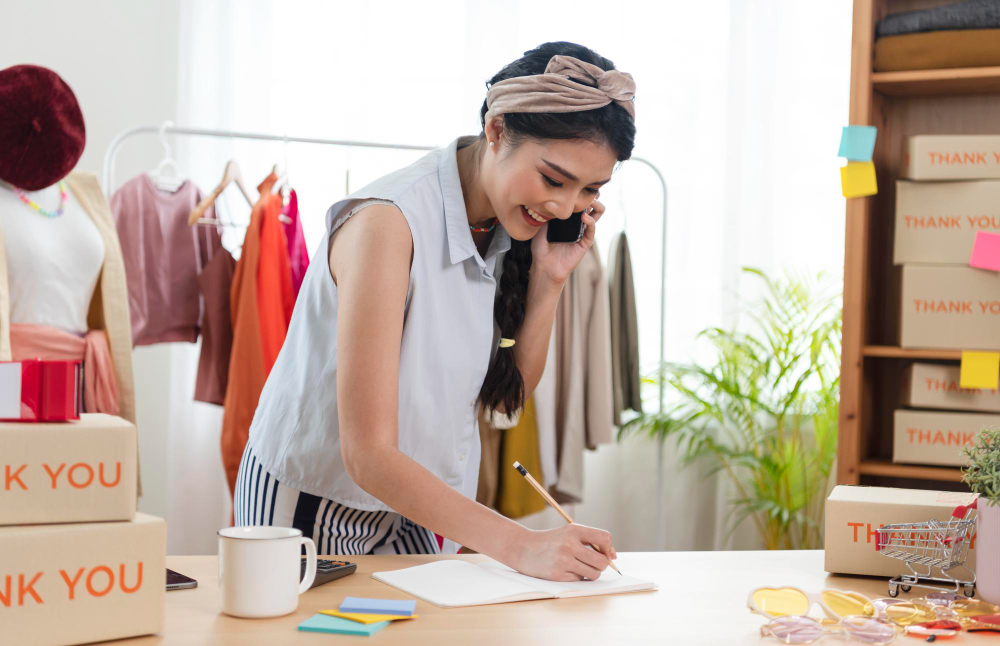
[546, 210, 585, 243]
[303, 558, 357, 589]
[166, 568, 197, 591]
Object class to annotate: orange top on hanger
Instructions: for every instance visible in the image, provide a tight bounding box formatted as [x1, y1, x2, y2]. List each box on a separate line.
[220, 171, 294, 498]
[256, 171, 295, 370]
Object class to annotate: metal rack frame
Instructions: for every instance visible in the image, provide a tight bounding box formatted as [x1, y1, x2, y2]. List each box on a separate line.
[103, 123, 671, 548]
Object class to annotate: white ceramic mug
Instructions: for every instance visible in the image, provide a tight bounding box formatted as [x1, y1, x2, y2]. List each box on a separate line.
[218, 526, 317, 618]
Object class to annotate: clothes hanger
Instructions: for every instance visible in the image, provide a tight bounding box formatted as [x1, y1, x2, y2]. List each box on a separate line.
[271, 171, 293, 224]
[188, 159, 253, 225]
[270, 148, 294, 224]
[275, 135, 292, 202]
[148, 121, 186, 193]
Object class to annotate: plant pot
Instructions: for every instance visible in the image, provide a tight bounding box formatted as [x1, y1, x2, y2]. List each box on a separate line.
[979, 499, 1000, 605]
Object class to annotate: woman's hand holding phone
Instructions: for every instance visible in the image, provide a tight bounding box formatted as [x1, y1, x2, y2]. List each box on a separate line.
[531, 198, 604, 286]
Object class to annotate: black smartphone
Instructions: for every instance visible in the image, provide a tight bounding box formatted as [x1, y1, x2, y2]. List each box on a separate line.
[166, 568, 198, 591]
[546, 210, 585, 243]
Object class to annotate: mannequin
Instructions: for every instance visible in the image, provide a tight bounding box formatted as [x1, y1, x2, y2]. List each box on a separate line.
[0, 64, 136, 429]
[0, 180, 104, 334]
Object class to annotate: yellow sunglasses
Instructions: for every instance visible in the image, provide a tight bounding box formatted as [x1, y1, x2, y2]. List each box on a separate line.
[748, 587, 877, 622]
[868, 598, 937, 627]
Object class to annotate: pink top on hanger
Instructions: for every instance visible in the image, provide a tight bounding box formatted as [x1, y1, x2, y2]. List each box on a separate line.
[281, 189, 309, 296]
[110, 174, 221, 346]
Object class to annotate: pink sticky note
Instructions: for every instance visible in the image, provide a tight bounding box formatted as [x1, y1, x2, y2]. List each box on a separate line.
[970, 231, 1000, 272]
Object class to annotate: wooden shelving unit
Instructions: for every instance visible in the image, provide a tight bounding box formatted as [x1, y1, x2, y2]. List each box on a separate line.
[857, 460, 965, 482]
[862, 346, 962, 360]
[873, 66, 1000, 96]
[838, 0, 1000, 491]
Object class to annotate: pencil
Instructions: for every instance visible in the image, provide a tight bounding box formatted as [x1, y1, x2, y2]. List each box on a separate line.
[512, 461, 622, 576]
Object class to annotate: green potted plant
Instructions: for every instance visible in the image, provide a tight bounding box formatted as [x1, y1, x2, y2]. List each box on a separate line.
[962, 427, 1000, 605]
[619, 268, 841, 550]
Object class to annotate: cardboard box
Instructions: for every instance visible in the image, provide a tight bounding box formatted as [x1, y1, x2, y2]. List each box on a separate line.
[894, 409, 998, 466]
[903, 135, 1000, 180]
[825, 486, 979, 577]
[894, 180, 1000, 265]
[0, 414, 136, 526]
[904, 363, 1000, 412]
[900, 264, 1000, 350]
[0, 513, 165, 646]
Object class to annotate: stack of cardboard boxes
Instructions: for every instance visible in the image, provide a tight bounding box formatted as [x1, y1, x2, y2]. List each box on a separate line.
[0, 413, 165, 645]
[894, 135, 1000, 468]
[823, 136, 994, 578]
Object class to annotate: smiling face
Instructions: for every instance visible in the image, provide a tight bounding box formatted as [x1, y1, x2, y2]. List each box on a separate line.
[486, 130, 619, 241]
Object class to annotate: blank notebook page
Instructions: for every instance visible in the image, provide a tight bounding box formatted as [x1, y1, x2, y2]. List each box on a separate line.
[478, 562, 657, 598]
[373, 560, 551, 607]
[372, 560, 657, 608]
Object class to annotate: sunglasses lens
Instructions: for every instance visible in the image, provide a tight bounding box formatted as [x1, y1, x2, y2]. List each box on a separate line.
[952, 599, 1000, 617]
[821, 590, 873, 618]
[870, 597, 906, 617]
[841, 616, 897, 645]
[764, 616, 823, 644]
[754, 588, 810, 617]
[925, 591, 961, 606]
[967, 614, 1000, 632]
[885, 602, 937, 626]
[974, 614, 1000, 626]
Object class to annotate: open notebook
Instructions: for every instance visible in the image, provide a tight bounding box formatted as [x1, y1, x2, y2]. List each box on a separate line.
[372, 560, 657, 608]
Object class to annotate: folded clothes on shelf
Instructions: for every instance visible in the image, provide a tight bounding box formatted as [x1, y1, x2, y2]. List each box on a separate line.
[874, 28, 1000, 71]
[876, 0, 1000, 38]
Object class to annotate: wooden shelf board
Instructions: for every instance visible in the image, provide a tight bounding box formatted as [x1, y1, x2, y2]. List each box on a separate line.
[873, 66, 1000, 96]
[858, 460, 964, 482]
[863, 346, 961, 360]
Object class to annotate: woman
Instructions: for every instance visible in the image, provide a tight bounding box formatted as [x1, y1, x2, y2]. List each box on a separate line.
[235, 41, 636, 582]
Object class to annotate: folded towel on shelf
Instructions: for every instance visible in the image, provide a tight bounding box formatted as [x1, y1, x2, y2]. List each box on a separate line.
[874, 28, 1000, 72]
[876, 0, 1000, 38]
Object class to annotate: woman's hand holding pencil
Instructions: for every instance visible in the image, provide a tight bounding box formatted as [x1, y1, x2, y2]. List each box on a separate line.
[510, 461, 621, 581]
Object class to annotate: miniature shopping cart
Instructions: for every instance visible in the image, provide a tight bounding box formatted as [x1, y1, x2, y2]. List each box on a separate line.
[875, 498, 978, 598]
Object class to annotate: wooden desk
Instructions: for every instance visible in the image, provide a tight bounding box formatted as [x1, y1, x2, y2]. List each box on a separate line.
[106, 551, 990, 645]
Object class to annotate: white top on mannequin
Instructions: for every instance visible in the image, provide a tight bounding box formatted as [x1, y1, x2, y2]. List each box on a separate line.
[0, 180, 105, 335]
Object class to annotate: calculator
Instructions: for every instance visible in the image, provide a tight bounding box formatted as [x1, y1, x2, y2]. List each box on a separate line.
[301, 558, 357, 589]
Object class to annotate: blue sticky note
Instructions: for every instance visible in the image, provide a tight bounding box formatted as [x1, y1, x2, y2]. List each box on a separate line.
[340, 596, 416, 616]
[838, 125, 877, 161]
[298, 613, 390, 636]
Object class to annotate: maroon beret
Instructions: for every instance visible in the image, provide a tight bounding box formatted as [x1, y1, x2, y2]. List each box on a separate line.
[0, 65, 86, 191]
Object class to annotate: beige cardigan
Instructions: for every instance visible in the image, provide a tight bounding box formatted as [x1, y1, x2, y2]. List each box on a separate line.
[0, 171, 140, 492]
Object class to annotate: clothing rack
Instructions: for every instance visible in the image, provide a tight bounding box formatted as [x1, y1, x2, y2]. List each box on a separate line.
[103, 123, 670, 549]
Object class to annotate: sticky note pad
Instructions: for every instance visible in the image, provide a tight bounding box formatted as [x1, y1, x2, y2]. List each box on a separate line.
[298, 613, 390, 636]
[970, 231, 1000, 272]
[960, 351, 1000, 389]
[340, 597, 416, 616]
[838, 125, 877, 161]
[840, 161, 877, 198]
[320, 609, 417, 624]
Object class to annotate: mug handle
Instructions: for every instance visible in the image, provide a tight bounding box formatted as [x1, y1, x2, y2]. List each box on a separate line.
[299, 536, 317, 594]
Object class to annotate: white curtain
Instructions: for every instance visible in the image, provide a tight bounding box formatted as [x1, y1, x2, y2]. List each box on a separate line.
[149, 0, 851, 553]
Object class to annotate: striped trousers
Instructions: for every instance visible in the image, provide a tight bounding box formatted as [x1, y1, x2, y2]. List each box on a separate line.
[233, 445, 441, 555]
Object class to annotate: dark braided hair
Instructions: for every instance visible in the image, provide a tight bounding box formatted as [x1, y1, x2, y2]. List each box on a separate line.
[475, 41, 636, 417]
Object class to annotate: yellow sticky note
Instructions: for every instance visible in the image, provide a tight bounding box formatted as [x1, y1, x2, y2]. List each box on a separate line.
[960, 351, 1000, 389]
[840, 161, 877, 198]
[318, 610, 417, 624]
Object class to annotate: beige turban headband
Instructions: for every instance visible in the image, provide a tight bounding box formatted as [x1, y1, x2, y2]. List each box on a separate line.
[484, 55, 636, 123]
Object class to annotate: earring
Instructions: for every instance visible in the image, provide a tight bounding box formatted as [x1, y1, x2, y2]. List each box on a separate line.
[489, 141, 495, 147]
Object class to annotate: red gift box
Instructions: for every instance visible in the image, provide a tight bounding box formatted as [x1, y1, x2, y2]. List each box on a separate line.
[0, 358, 81, 422]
